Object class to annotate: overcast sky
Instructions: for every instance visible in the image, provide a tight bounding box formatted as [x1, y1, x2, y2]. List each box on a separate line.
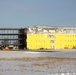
[0, 0, 76, 28]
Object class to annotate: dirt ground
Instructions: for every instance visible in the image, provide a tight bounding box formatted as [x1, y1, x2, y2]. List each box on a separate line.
[0, 57, 76, 75]
[0, 50, 76, 75]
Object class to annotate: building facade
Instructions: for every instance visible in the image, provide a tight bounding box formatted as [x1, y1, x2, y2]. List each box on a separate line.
[0, 28, 27, 50]
[27, 26, 76, 50]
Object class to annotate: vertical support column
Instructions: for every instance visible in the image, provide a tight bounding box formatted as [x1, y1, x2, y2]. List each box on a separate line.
[18, 29, 25, 49]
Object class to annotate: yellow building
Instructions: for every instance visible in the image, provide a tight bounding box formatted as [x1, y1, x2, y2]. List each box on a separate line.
[27, 26, 76, 50]
[27, 33, 51, 50]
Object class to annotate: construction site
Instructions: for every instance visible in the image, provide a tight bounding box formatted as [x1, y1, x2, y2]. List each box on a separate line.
[0, 26, 76, 50]
[0, 26, 76, 75]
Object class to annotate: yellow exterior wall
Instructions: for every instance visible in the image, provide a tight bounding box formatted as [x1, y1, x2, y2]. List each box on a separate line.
[27, 33, 50, 50]
[27, 33, 76, 50]
[55, 34, 76, 49]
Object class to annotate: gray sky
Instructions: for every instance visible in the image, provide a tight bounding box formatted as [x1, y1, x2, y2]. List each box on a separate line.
[0, 0, 76, 28]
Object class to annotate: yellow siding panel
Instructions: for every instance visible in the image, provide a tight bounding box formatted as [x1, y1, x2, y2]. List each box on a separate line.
[27, 33, 76, 50]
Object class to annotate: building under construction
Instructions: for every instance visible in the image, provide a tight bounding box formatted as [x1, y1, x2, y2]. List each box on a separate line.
[27, 26, 76, 50]
[0, 26, 76, 50]
[0, 28, 27, 50]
